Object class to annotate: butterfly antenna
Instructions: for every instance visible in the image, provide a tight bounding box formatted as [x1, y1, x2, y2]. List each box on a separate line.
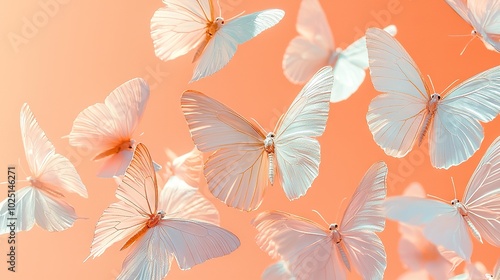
[427, 194, 448, 203]
[312, 210, 329, 227]
[451, 177, 457, 199]
[251, 118, 267, 133]
[441, 79, 460, 95]
[427, 75, 436, 93]
[335, 197, 348, 222]
[460, 35, 476, 55]
[226, 11, 245, 22]
[448, 33, 472, 37]
[216, 0, 222, 17]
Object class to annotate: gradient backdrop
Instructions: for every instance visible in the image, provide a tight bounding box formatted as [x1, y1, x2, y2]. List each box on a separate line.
[1, 0, 500, 279]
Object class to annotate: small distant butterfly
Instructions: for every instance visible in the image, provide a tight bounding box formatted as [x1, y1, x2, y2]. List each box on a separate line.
[181, 66, 333, 211]
[68, 78, 153, 178]
[86, 143, 240, 280]
[161, 147, 203, 187]
[396, 183, 460, 280]
[366, 27, 500, 169]
[450, 260, 500, 280]
[262, 260, 295, 280]
[384, 136, 500, 262]
[151, 0, 285, 82]
[0, 103, 87, 234]
[283, 0, 397, 102]
[252, 162, 388, 280]
[445, 0, 500, 53]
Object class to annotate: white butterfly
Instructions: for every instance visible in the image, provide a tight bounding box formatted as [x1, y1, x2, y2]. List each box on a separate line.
[0, 103, 87, 234]
[366, 27, 500, 169]
[181, 66, 333, 211]
[151, 0, 285, 82]
[86, 143, 240, 280]
[283, 0, 397, 103]
[252, 162, 388, 280]
[262, 260, 296, 280]
[384, 136, 500, 262]
[68, 78, 153, 178]
[445, 0, 500, 53]
[450, 260, 500, 280]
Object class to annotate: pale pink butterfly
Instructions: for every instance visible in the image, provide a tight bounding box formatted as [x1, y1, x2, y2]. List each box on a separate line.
[396, 183, 461, 280]
[85, 143, 240, 280]
[181, 66, 333, 211]
[366, 27, 500, 169]
[283, 0, 397, 103]
[160, 147, 203, 187]
[0, 103, 87, 234]
[150, 0, 285, 82]
[252, 161, 388, 280]
[445, 0, 500, 53]
[450, 261, 497, 280]
[384, 136, 500, 262]
[68, 78, 159, 178]
[262, 260, 296, 280]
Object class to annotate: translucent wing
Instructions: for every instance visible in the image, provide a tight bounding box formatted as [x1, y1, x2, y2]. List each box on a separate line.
[181, 90, 269, 211]
[192, 9, 284, 81]
[159, 176, 219, 224]
[157, 219, 240, 270]
[151, 0, 211, 61]
[331, 25, 397, 103]
[462, 136, 500, 247]
[445, 0, 471, 25]
[282, 0, 333, 84]
[68, 78, 149, 177]
[494, 259, 500, 279]
[430, 66, 500, 169]
[262, 260, 296, 280]
[21, 103, 87, 197]
[468, 0, 500, 51]
[252, 211, 342, 280]
[117, 226, 173, 280]
[0, 187, 77, 234]
[366, 27, 429, 158]
[274, 67, 333, 200]
[169, 148, 203, 186]
[384, 196, 472, 261]
[339, 162, 387, 279]
[340, 161, 388, 233]
[87, 143, 158, 259]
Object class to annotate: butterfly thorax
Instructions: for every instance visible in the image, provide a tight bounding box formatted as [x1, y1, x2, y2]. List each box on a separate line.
[418, 93, 441, 146]
[264, 132, 275, 154]
[451, 199, 468, 216]
[147, 210, 165, 228]
[329, 223, 342, 243]
[27, 176, 64, 198]
[207, 17, 224, 37]
[328, 48, 342, 66]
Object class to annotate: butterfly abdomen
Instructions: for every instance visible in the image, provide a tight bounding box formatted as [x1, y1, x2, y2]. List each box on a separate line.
[336, 242, 351, 272]
[268, 153, 274, 185]
[464, 215, 483, 243]
[121, 225, 148, 251]
[418, 94, 440, 146]
[417, 113, 433, 146]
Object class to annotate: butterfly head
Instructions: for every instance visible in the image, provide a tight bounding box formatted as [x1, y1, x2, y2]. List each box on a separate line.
[264, 132, 275, 153]
[147, 210, 165, 228]
[430, 93, 441, 101]
[485, 274, 493, 280]
[329, 223, 339, 231]
[471, 30, 478, 36]
[450, 198, 459, 206]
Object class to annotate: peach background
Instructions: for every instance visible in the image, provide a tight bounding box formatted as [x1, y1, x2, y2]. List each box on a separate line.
[1, 0, 499, 279]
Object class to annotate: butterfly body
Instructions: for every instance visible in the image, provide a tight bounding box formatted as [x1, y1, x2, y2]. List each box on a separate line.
[93, 139, 135, 161]
[328, 223, 352, 271]
[452, 199, 483, 243]
[417, 93, 441, 146]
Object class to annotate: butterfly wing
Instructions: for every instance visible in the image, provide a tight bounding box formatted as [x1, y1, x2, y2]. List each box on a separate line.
[339, 162, 388, 279]
[253, 211, 342, 280]
[445, 0, 472, 25]
[151, 0, 212, 61]
[0, 186, 78, 234]
[282, 0, 333, 84]
[170, 148, 204, 187]
[21, 103, 87, 197]
[385, 196, 472, 261]
[192, 9, 284, 81]
[181, 90, 269, 211]
[331, 25, 397, 103]
[366, 27, 430, 158]
[68, 78, 150, 177]
[462, 136, 500, 247]
[274, 66, 333, 200]
[262, 260, 295, 280]
[430, 66, 500, 168]
[468, 0, 500, 51]
[87, 143, 158, 259]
